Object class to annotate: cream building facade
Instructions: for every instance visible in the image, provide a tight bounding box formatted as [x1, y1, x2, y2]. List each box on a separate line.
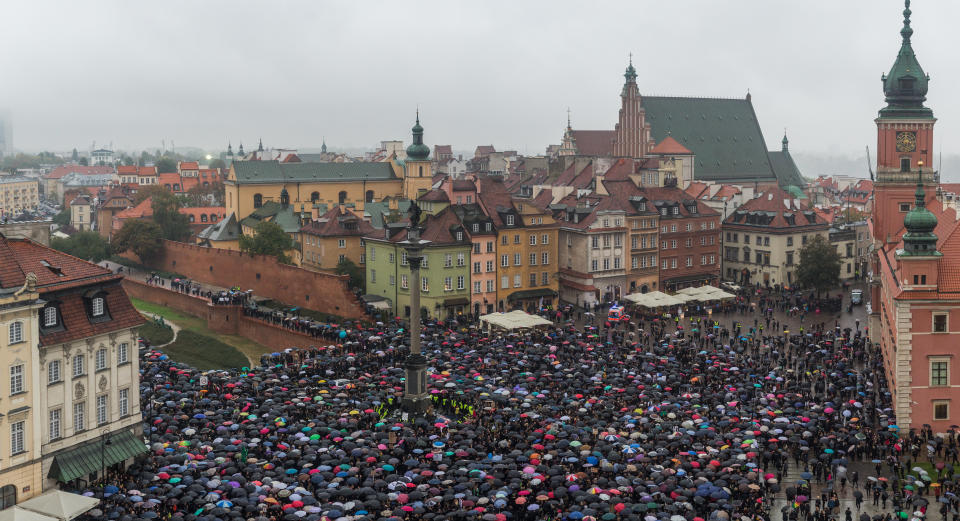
[0, 177, 39, 216]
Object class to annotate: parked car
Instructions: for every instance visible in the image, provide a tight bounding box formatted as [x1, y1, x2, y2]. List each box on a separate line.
[850, 289, 863, 305]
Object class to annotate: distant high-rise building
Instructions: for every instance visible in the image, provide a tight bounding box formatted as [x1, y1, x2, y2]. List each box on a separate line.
[0, 110, 12, 157]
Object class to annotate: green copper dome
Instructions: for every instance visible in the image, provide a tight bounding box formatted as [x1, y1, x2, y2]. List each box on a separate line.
[406, 113, 430, 161]
[880, 0, 933, 118]
[902, 170, 938, 255]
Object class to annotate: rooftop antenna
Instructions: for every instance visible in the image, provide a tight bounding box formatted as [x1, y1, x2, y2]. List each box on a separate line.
[865, 146, 874, 181]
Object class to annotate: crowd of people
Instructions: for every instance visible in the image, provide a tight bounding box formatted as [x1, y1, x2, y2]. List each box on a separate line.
[68, 284, 953, 521]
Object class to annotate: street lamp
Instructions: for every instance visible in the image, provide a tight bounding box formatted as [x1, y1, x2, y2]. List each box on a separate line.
[399, 204, 431, 415]
[99, 429, 112, 485]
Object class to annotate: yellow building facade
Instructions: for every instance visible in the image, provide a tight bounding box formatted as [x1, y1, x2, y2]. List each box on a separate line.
[0, 177, 40, 216]
[0, 282, 46, 507]
[494, 201, 560, 311]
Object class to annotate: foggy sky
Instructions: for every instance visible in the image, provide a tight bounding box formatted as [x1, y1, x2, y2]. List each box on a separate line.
[2, 0, 958, 161]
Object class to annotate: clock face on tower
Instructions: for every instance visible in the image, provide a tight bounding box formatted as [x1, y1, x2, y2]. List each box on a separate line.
[896, 131, 917, 153]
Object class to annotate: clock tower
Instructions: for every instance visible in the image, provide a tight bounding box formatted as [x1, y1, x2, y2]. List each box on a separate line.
[873, 0, 937, 244]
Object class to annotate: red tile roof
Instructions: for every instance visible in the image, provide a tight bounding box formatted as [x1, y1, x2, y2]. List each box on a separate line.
[301, 206, 375, 238]
[158, 173, 181, 187]
[602, 158, 636, 181]
[114, 198, 223, 222]
[650, 136, 692, 155]
[117, 165, 138, 175]
[180, 177, 199, 192]
[38, 286, 144, 346]
[570, 130, 615, 156]
[178, 161, 200, 170]
[685, 182, 710, 199]
[44, 165, 114, 180]
[138, 166, 158, 176]
[724, 187, 824, 229]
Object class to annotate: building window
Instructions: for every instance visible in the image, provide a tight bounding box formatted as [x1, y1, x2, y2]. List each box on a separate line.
[457, 253, 465, 266]
[118, 343, 129, 364]
[114, 387, 127, 419]
[97, 394, 108, 425]
[473, 262, 481, 274]
[900, 202, 911, 212]
[8, 321, 23, 344]
[501, 255, 508, 267]
[529, 235, 537, 246]
[529, 273, 537, 287]
[591, 236, 599, 249]
[73, 354, 85, 377]
[501, 235, 507, 245]
[529, 253, 537, 266]
[931, 359, 950, 387]
[48, 360, 61, 384]
[10, 421, 24, 455]
[456, 231, 463, 241]
[444, 254, 453, 268]
[49, 409, 61, 441]
[514, 274, 521, 288]
[685, 238, 692, 248]
[934, 401, 950, 421]
[614, 258, 621, 269]
[501, 276, 509, 289]
[934, 313, 948, 333]
[422, 277, 429, 292]
[686, 257, 693, 267]
[401, 275, 408, 289]
[787, 237, 793, 247]
[474, 281, 481, 294]
[900, 157, 911, 173]
[542, 252, 549, 265]
[486, 260, 494, 272]
[10, 364, 23, 395]
[506, 215, 514, 226]
[487, 241, 494, 253]
[91, 297, 105, 317]
[96, 348, 107, 371]
[43, 306, 58, 327]
[338, 191, 347, 204]
[514, 254, 521, 266]
[541, 234, 549, 244]
[74, 402, 85, 432]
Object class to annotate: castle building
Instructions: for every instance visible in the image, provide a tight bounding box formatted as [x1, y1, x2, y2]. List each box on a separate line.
[870, 0, 960, 432]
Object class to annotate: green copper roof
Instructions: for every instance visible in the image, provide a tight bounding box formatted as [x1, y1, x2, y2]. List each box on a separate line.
[232, 160, 396, 184]
[768, 150, 806, 189]
[880, 0, 933, 118]
[240, 201, 304, 233]
[406, 114, 430, 161]
[902, 170, 938, 255]
[643, 96, 777, 183]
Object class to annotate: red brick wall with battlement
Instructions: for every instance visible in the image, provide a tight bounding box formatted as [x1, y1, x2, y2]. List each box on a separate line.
[122, 279, 337, 351]
[144, 241, 368, 320]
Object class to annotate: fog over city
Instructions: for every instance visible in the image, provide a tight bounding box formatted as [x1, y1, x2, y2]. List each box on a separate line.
[2, 0, 960, 177]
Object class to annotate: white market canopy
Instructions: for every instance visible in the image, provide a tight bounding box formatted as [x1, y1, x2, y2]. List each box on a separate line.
[479, 310, 553, 330]
[624, 291, 686, 308]
[0, 508, 58, 521]
[17, 490, 100, 521]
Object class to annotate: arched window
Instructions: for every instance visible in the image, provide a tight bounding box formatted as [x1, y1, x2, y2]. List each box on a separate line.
[311, 192, 320, 203]
[418, 166, 424, 177]
[253, 194, 263, 208]
[338, 191, 347, 205]
[365, 190, 375, 203]
[0, 484, 15, 510]
[188, 214, 195, 223]
[210, 214, 218, 222]
[201, 214, 208, 223]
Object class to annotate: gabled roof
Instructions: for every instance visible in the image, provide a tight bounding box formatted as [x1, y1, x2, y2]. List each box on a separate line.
[231, 160, 396, 183]
[570, 130, 615, 156]
[767, 149, 806, 188]
[199, 213, 241, 242]
[602, 158, 636, 181]
[239, 201, 304, 233]
[650, 136, 692, 155]
[158, 173, 181, 186]
[0, 235, 117, 291]
[685, 182, 710, 199]
[724, 187, 825, 229]
[178, 161, 199, 170]
[642, 96, 776, 183]
[301, 206, 375, 238]
[418, 189, 450, 203]
[419, 207, 468, 245]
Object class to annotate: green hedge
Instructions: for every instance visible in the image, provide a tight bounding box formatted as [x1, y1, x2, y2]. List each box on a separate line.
[138, 321, 174, 345]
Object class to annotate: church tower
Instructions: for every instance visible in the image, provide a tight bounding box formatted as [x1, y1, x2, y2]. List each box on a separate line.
[558, 109, 577, 157]
[612, 56, 652, 159]
[896, 170, 940, 291]
[403, 113, 433, 200]
[872, 0, 938, 244]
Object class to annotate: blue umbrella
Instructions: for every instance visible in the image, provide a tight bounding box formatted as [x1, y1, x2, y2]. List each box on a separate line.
[215, 500, 233, 508]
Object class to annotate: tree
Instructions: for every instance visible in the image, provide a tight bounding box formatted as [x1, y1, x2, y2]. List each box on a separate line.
[184, 181, 224, 207]
[71, 148, 79, 162]
[52, 209, 70, 226]
[795, 235, 841, 296]
[112, 219, 163, 261]
[151, 190, 192, 241]
[208, 158, 226, 170]
[335, 257, 365, 290]
[133, 185, 170, 205]
[50, 231, 111, 262]
[239, 221, 295, 264]
[155, 157, 177, 173]
[78, 157, 88, 166]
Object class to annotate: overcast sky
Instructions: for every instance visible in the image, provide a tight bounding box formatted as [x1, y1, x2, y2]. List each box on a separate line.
[2, 0, 958, 161]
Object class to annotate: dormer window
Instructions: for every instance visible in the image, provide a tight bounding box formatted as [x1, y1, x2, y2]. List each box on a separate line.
[472, 224, 479, 233]
[92, 297, 105, 317]
[506, 215, 514, 226]
[672, 207, 679, 215]
[690, 206, 698, 214]
[456, 231, 463, 241]
[660, 208, 667, 216]
[43, 306, 58, 327]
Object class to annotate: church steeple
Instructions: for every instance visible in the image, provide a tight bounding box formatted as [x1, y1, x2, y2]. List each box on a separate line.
[781, 132, 789, 152]
[238, 142, 244, 156]
[623, 53, 637, 86]
[405, 111, 430, 161]
[880, 0, 932, 117]
[227, 141, 233, 156]
[321, 138, 327, 154]
[258, 138, 264, 152]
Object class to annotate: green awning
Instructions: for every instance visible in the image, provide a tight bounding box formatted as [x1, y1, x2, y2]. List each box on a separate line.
[48, 430, 147, 483]
[507, 288, 558, 302]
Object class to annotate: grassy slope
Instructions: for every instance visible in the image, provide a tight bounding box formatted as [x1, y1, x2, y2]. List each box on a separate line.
[130, 298, 270, 367]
